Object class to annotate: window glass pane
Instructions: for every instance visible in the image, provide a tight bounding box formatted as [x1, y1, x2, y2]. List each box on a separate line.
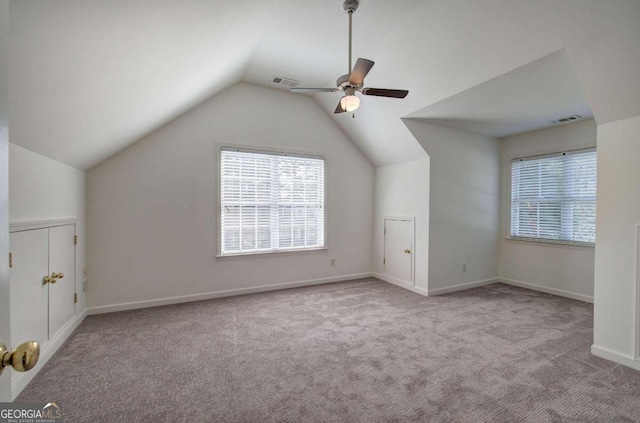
[306, 225, 317, 246]
[241, 205, 255, 227]
[222, 179, 240, 202]
[241, 227, 256, 250]
[222, 205, 240, 226]
[292, 226, 306, 247]
[223, 228, 240, 252]
[241, 180, 256, 202]
[257, 227, 271, 249]
[279, 225, 292, 249]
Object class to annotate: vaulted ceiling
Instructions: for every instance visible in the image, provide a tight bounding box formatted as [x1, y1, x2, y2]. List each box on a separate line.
[9, 0, 640, 169]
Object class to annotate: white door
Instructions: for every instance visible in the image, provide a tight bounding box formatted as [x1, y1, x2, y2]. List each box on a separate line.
[0, 107, 9, 400]
[0, 0, 10, 401]
[10, 229, 49, 349]
[48, 225, 76, 339]
[384, 218, 414, 284]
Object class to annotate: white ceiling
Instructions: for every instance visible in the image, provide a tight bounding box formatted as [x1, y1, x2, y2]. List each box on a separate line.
[9, 0, 640, 169]
[10, 0, 270, 169]
[242, 0, 425, 91]
[404, 50, 594, 138]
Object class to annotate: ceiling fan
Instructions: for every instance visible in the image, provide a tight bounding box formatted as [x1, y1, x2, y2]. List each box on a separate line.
[290, 0, 409, 115]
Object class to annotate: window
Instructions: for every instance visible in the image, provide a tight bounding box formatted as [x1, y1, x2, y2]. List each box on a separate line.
[510, 148, 596, 244]
[220, 147, 325, 255]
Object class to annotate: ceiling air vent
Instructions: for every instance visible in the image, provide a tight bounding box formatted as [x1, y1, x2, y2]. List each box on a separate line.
[271, 76, 300, 88]
[552, 114, 582, 125]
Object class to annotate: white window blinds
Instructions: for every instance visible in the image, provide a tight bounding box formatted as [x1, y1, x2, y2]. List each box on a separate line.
[510, 148, 597, 244]
[220, 147, 325, 255]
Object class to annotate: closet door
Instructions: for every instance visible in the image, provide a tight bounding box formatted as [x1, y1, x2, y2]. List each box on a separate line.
[48, 225, 76, 339]
[9, 229, 49, 347]
[383, 218, 414, 285]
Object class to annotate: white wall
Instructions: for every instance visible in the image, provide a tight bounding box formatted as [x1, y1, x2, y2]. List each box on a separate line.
[592, 114, 640, 366]
[403, 120, 500, 294]
[499, 119, 596, 302]
[8, 144, 87, 313]
[87, 83, 374, 310]
[373, 158, 429, 291]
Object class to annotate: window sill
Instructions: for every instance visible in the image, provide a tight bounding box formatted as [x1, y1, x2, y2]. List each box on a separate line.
[216, 247, 328, 260]
[504, 237, 595, 251]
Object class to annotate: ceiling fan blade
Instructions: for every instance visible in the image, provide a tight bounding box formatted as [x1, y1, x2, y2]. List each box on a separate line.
[290, 88, 339, 93]
[361, 88, 409, 98]
[349, 58, 375, 85]
[334, 100, 346, 114]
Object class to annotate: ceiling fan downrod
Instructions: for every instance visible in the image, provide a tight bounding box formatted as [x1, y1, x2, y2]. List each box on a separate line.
[343, 0, 359, 75]
[288, 0, 409, 113]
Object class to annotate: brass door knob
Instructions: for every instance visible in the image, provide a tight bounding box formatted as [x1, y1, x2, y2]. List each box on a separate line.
[0, 341, 40, 375]
[43, 272, 61, 285]
[404, 249, 411, 254]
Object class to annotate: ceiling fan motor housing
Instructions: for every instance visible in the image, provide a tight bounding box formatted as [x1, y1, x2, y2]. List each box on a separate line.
[343, 0, 358, 14]
[289, 0, 409, 112]
[337, 74, 360, 89]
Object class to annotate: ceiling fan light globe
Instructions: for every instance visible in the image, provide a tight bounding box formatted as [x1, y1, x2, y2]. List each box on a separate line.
[340, 95, 360, 112]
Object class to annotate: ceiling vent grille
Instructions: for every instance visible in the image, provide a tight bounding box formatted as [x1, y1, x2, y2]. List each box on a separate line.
[552, 114, 582, 125]
[271, 76, 300, 88]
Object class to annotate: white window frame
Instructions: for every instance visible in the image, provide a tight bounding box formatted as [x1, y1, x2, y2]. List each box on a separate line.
[215, 143, 328, 258]
[505, 145, 596, 249]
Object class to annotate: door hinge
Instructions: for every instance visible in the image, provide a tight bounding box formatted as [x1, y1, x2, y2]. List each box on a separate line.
[74, 235, 78, 246]
[383, 257, 386, 265]
[9, 252, 12, 268]
[74, 293, 78, 303]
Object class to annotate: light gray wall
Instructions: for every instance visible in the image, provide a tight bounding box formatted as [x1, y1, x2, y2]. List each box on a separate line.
[593, 114, 640, 365]
[499, 119, 596, 302]
[8, 144, 87, 313]
[87, 83, 374, 309]
[373, 158, 430, 291]
[403, 120, 500, 293]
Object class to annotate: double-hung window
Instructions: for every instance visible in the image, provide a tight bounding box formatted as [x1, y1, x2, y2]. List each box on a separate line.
[220, 147, 325, 256]
[510, 148, 597, 244]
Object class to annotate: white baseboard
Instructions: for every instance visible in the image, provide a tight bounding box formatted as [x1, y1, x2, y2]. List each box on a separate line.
[591, 344, 640, 371]
[372, 273, 429, 297]
[427, 278, 498, 296]
[87, 273, 374, 315]
[11, 309, 87, 400]
[498, 277, 593, 303]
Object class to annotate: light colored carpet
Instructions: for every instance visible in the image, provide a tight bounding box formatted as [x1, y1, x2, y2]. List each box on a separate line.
[16, 278, 640, 422]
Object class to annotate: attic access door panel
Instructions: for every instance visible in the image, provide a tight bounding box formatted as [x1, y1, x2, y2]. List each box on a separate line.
[48, 225, 76, 339]
[384, 218, 414, 285]
[9, 228, 49, 349]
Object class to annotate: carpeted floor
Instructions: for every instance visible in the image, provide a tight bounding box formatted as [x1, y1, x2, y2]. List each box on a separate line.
[16, 278, 640, 422]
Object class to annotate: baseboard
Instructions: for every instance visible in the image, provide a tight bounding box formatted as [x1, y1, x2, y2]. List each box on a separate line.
[11, 309, 87, 400]
[87, 273, 374, 315]
[498, 277, 593, 303]
[372, 273, 429, 297]
[591, 344, 640, 371]
[427, 278, 498, 296]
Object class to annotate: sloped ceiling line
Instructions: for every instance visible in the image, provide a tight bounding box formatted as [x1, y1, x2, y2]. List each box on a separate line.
[9, 0, 640, 169]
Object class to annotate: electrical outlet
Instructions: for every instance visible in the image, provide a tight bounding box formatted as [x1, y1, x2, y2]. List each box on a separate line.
[330, 258, 336, 266]
[462, 264, 467, 273]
